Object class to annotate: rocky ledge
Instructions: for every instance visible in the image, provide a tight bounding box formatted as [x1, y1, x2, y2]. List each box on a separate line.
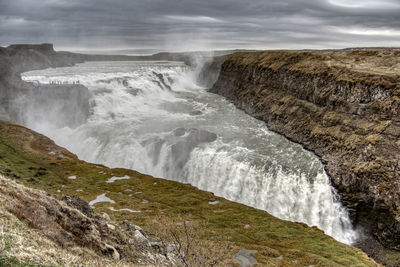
[0, 174, 172, 266]
[0, 44, 91, 127]
[210, 49, 400, 263]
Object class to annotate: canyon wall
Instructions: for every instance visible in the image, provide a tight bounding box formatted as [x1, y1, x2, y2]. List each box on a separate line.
[210, 50, 400, 256]
[0, 44, 381, 266]
[0, 44, 91, 128]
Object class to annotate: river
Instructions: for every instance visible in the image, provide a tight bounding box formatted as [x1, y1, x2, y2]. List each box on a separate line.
[21, 60, 357, 244]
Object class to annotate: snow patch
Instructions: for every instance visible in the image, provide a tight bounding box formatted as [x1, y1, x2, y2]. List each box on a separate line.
[106, 175, 130, 183]
[109, 207, 141, 213]
[89, 193, 115, 206]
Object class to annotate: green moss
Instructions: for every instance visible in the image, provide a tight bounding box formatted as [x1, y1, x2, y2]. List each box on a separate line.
[0, 255, 39, 267]
[1, 234, 13, 252]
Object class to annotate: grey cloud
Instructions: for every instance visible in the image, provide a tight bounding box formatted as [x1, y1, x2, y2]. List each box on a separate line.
[0, 0, 399, 52]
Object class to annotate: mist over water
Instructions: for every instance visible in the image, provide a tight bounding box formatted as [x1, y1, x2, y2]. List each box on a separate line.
[22, 60, 358, 244]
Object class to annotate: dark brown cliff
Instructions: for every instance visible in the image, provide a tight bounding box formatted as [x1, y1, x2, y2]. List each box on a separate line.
[210, 49, 400, 263]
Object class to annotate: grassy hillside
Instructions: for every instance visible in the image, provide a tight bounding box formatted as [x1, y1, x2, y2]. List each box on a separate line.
[0, 121, 378, 266]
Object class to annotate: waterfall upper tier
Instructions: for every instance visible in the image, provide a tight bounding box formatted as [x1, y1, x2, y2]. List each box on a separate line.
[22, 60, 357, 244]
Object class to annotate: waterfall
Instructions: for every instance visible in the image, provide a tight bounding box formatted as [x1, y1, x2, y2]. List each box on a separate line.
[22, 60, 358, 244]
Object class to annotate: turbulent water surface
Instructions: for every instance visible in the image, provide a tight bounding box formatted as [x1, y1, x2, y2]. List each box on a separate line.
[22, 61, 357, 244]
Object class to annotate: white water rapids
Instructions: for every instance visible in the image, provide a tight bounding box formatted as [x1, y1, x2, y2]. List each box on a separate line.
[22, 60, 358, 244]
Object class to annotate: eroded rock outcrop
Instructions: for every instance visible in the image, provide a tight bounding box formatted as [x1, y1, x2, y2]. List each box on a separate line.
[210, 50, 400, 255]
[0, 174, 172, 265]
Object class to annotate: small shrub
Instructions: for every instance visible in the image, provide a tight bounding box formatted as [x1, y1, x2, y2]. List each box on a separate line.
[151, 216, 232, 267]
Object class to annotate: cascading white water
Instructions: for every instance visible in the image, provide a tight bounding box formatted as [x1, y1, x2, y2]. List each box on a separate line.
[22, 60, 358, 244]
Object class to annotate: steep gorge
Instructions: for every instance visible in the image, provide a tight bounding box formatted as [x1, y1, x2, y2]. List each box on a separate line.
[210, 49, 400, 261]
[0, 43, 395, 265]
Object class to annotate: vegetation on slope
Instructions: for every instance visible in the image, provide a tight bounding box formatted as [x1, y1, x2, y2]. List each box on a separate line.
[0, 176, 138, 267]
[229, 49, 400, 81]
[0, 121, 378, 266]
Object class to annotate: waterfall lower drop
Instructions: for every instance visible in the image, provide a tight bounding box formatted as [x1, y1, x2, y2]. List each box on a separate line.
[22, 60, 358, 244]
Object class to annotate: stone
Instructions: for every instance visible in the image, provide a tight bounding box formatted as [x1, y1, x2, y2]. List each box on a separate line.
[100, 212, 111, 222]
[134, 229, 150, 247]
[107, 224, 115, 231]
[104, 244, 120, 261]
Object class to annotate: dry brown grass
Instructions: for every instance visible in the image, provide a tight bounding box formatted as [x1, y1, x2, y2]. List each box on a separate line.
[0, 174, 141, 267]
[0, 175, 232, 266]
[0, 209, 135, 267]
[148, 216, 235, 267]
[229, 49, 400, 77]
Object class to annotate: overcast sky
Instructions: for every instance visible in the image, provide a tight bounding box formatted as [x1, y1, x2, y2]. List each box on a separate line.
[1, 0, 400, 53]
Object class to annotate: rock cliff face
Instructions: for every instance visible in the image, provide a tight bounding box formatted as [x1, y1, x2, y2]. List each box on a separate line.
[210, 50, 400, 254]
[1, 44, 83, 74]
[9, 84, 91, 129]
[196, 57, 224, 88]
[0, 44, 91, 128]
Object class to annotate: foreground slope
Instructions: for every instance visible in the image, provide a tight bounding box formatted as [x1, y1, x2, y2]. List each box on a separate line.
[0, 174, 172, 266]
[210, 49, 400, 264]
[0, 121, 377, 266]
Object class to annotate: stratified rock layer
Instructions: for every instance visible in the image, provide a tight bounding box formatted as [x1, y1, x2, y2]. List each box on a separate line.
[210, 50, 400, 252]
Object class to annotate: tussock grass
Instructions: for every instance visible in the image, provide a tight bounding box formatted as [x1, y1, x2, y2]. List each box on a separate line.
[0, 175, 137, 267]
[228, 49, 400, 79]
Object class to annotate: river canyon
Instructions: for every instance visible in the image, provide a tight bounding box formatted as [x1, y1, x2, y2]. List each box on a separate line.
[20, 60, 357, 245]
